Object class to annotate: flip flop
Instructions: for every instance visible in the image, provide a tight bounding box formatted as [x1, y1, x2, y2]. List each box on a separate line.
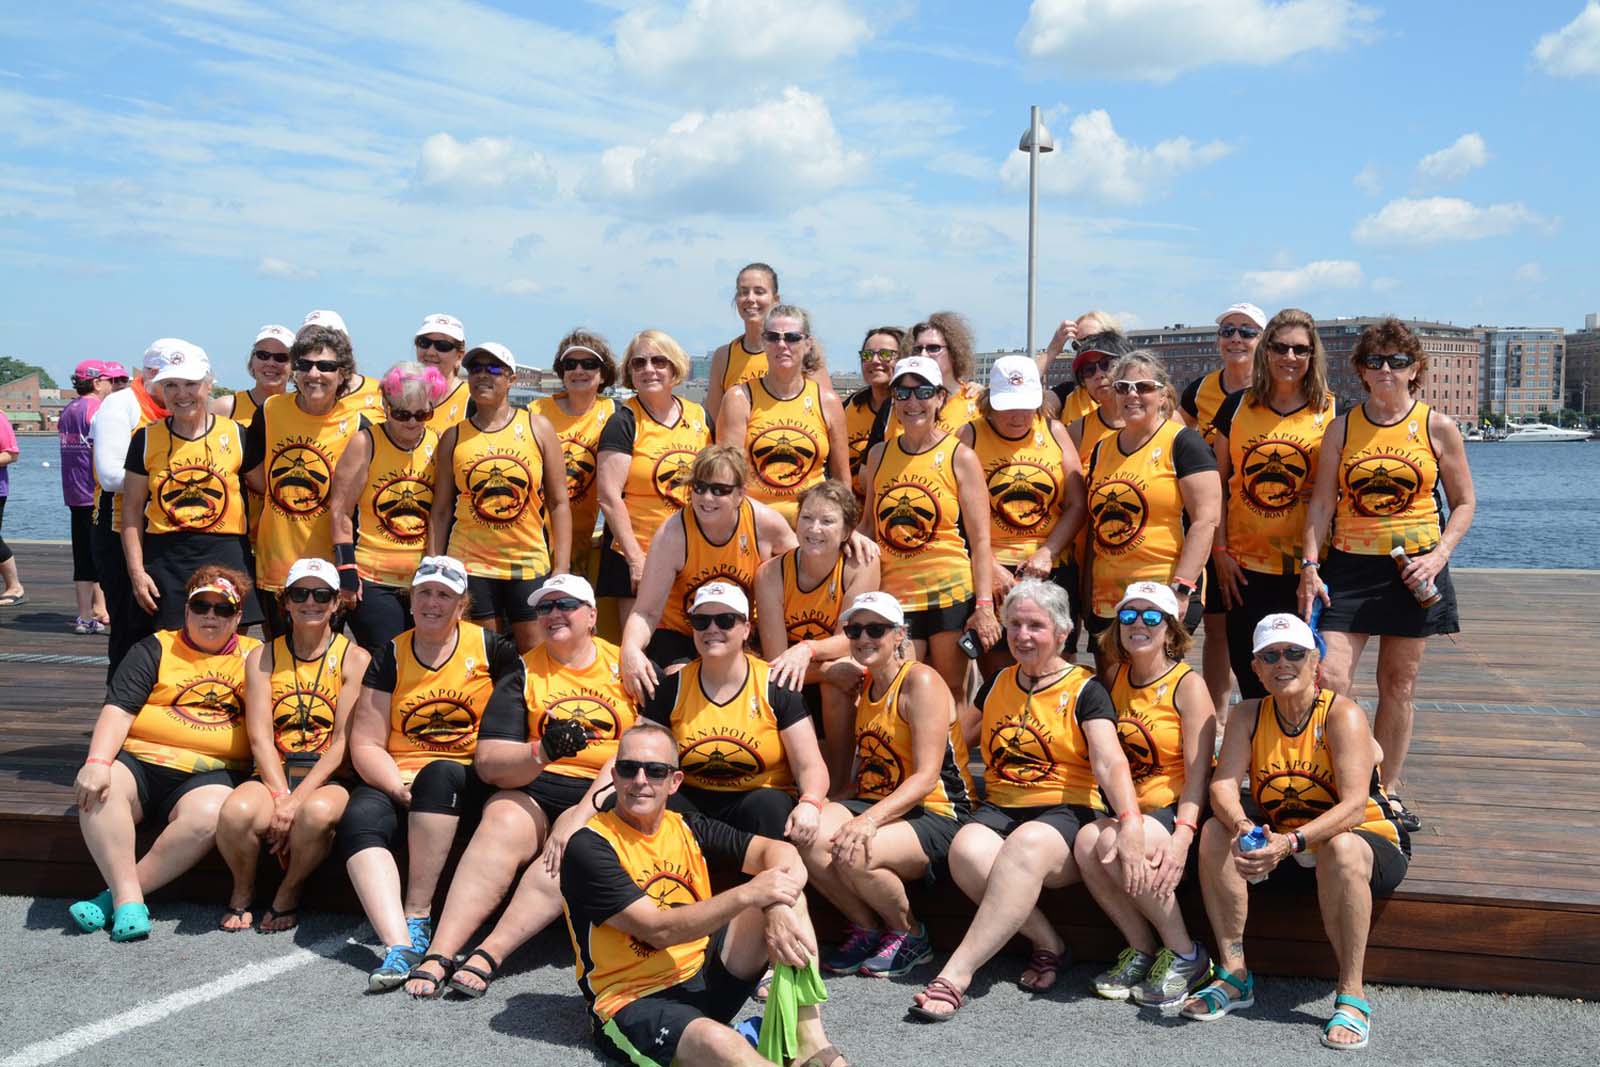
[257, 906, 299, 934]
[219, 906, 253, 932]
[0, 593, 27, 607]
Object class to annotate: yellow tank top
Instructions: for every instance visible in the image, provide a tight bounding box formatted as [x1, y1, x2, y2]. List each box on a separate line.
[980, 664, 1106, 809]
[780, 549, 845, 643]
[385, 623, 493, 782]
[448, 409, 550, 580]
[1086, 420, 1189, 616]
[610, 397, 711, 559]
[122, 631, 263, 773]
[872, 434, 974, 613]
[138, 416, 247, 536]
[232, 388, 262, 428]
[1250, 689, 1405, 851]
[521, 638, 638, 780]
[267, 632, 350, 766]
[971, 414, 1066, 566]
[659, 499, 762, 636]
[336, 374, 384, 423]
[1187, 369, 1242, 445]
[661, 655, 796, 793]
[853, 662, 973, 819]
[257, 394, 358, 592]
[568, 809, 716, 1021]
[720, 335, 767, 393]
[1061, 405, 1119, 567]
[743, 378, 829, 524]
[1108, 662, 1190, 812]
[1223, 393, 1335, 574]
[887, 385, 980, 439]
[229, 390, 268, 540]
[844, 391, 884, 485]
[533, 394, 615, 575]
[1332, 401, 1442, 555]
[355, 423, 438, 587]
[1061, 386, 1097, 425]
[425, 380, 472, 436]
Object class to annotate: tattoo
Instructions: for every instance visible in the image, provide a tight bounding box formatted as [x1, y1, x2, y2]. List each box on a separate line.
[1226, 941, 1245, 963]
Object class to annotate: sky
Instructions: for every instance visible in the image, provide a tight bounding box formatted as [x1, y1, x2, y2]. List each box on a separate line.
[2, 0, 1597, 391]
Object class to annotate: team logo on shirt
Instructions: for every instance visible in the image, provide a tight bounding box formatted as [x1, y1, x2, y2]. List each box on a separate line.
[1089, 480, 1148, 551]
[1240, 439, 1311, 515]
[466, 454, 533, 525]
[875, 483, 940, 552]
[642, 870, 700, 909]
[1116, 717, 1158, 780]
[372, 473, 433, 543]
[1345, 453, 1422, 517]
[750, 424, 821, 491]
[156, 463, 232, 531]
[560, 439, 598, 502]
[1257, 771, 1336, 828]
[540, 695, 621, 740]
[652, 448, 699, 507]
[272, 689, 336, 755]
[400, 696, 480, 751]
[855, 728, 904, 797]
[269, 439, 334, 517]
[681, 735, 765, 785]
[985, 462, 1058, 533]
[988, 717, 1051, 783]
[786, 611, 835, 644]
[171, 675, 245, 729]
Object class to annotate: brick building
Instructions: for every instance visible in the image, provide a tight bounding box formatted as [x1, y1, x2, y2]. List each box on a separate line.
[1563, 314, 1599, 416]
[1478, 327, 1566, 418]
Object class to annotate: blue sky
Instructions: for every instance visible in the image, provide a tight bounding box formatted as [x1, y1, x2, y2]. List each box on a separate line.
[2, 0, 1596, 390]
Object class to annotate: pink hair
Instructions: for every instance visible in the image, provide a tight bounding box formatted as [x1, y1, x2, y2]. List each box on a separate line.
[381, 362, 450, 404]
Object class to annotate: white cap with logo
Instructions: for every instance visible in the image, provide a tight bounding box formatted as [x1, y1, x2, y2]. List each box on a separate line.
[1215, 302, 1267, 329]
[466, 342, 517, 373]
[987, 355, 1043, 411]
[415, 313, 465, 343]
[149, 340, 210, 383]
[301, 309, 349, 335]
[254, 325, 296, 348]
[841, 591, 905, 627]
[690, 581, 748, 618]
[1114, 580, 1182, 620]
[1252, 613, 1317, 653]
[285, 557, 340, 590]
[529, 573, 596, 608]
[412, 555, 469, 595]
[890, 356, 944, 389]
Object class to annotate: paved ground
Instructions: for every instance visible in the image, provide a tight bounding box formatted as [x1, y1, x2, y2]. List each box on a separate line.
[4, 896, 1594, 1067]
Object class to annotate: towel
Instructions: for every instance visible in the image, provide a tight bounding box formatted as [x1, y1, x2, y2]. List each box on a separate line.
[757, 959, 830, 1064]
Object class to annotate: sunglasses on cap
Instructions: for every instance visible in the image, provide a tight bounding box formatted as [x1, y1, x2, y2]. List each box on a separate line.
[763, 330, 806, 344]
[415, 559, 467, 583]
[892, 383, 940, 401]
[295, 358, 342, 374]
[614, 759, 675, 781]
[417, 338, 462, 353]
[859, 347, 898, 362]
[1117, 608, 1166, 627]
[1256, 647, 1310, 664]
[1218, 325, 1261, 340]
[386, 407, 433, 423]
[187, 598, 239, 618]
[251, 349, 290, 364]
[285, 587, 337, 604]
[843, 621, 895, 639]
[1360, 352, 1417, 370]
[533, 596, 585, 617]
[1268, 341, 1314, 357]
[1112, 379, 1162, 396]
[689, 612, 743, 631]
[465, 360, 508, 376]
[692, 480, 739, 497]
[559, 356, 603, 372]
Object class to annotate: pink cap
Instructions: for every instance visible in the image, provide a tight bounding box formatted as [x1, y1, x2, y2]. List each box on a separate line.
[101, 361, 130, 378]
[73, 360, 107, 381]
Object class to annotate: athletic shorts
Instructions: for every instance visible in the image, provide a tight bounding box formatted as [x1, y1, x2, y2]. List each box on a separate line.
[466, 574, 548, 624]
[644, 628, 697, 669]
[117, 751, 246, 826]
[592, 927, 756, 1067]
[903, 598, 974, 642]
[522, 770, 594, 824]
[594, 544, 634, 599]
[672, 784, 795, 840]
[969, 801, 1101, 849]
[1202, 557, 1225, 615]
[839, 797, 963, 871]
[1317, 548, 1459, 638]
[1261, 828, 1410, 897]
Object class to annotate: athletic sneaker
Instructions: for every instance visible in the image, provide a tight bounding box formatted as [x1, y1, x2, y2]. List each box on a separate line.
[1131, 944, 1213, 1009]
[1092, 947, 1155, 1000]
[858, 924, 933, 978]
[406, 916, 432, 954]
[73, 617, 93, 635]
[368, 945, 421, 992]
[822, 923, 881, 974]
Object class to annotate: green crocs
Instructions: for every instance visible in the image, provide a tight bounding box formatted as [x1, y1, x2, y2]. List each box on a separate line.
[110, 902, 151, 943]
[1320, 994, 1371, 1051]
[69, 889, 114, 933]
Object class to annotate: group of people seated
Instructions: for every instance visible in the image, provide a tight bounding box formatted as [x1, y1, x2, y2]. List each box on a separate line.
[65, 268, 1477, 1061]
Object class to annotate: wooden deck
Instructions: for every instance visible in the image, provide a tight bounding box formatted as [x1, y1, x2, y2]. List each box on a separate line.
[2, 542, 1596, 997]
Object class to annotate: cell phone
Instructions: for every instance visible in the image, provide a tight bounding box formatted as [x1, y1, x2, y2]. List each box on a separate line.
[957, 629, 981, 659]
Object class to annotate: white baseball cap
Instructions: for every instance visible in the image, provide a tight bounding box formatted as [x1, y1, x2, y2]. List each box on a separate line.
[690, 581, 748, 618]
[412, 555, 469, 595]
[149, 340, 210, 382]
[1216, 302, 1267, 329]
[841, 591, 905, 627]
[285, 557, 339, 591]
[1252, 613, 1317, 653]
[466, 342, 517, 373]
[142, 338, 189, 372]
[529, 573, 596, 609]
[1115, 581, 1181, 620]
[415, 313, 465, 343]
[254, 325, 295, 348]
[890, 356, 944, 389]
[301, 309, 349, 335]
[987, 355, 1042, 411]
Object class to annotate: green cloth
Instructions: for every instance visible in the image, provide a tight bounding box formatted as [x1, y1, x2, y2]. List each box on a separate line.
[757, 959, 829, 1064]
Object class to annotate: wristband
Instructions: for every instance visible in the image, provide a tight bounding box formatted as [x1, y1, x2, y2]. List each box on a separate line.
[271, 789, 291, 800]
[975, 597, 993, 607]
[1290, 830, 1307, 854]
[85, 757, 113, 767]
[1174, 817, 1199, 833]
[799, 795, 826, 811]
[333, 542, 357, 567]
[1210, 545, 1231, 558]
[1117, 811, 1141, 823]
[1170, 577, 1198, 597]
[1300, 559, 1320, 570]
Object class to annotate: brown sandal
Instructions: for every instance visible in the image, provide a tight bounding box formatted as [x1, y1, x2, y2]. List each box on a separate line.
[908, 976, 966, 1022]
[793, 1045, 850, 1067]
[1020, 948, 1063, 992]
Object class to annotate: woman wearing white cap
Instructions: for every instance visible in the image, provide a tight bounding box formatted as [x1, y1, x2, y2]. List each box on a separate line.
[121, 341, 263, 645]
[428, 342, 570, 653]
[532, 329, 618, 581]
[803, 591, 973, 981]
[215, 558, 369, 933]
[336, 555, 523, 991]
[212, 325, 293, 426]
[68, 565, 261, 944]
[412, 313, 472, 435]
[1183, 613, 1409, 1052]
[404, 573, 619, 998]
[293, 310, 382, 423]
[956, 354, 1085, 674]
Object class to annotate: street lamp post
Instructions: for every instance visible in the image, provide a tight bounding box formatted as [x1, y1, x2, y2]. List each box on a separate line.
[1018, 105, 1054, 360]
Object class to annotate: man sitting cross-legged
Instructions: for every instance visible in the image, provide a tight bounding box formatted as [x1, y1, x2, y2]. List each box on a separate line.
[560, 721, 850, 1067]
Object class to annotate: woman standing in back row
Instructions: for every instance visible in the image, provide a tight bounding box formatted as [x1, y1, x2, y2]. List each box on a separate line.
[533, 330, 617, 581]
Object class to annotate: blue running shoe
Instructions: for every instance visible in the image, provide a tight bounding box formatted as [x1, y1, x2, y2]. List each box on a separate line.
[368, 945, 422, 993]
[406, 916, 432, 954]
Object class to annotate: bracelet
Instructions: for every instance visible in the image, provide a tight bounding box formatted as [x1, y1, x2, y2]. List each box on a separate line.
[1300, 559, 1320, 570]
[85, 757, 113, 767]
[1174, 817, 1199, 832]
[270, 789, 291, 800]
[1290, 830, 1307, 853]
[974, 597, 994, 607]
[1117, 810, 1141, 823]
[1210, 545, 1231, 558]
[799, 795, 826, 811]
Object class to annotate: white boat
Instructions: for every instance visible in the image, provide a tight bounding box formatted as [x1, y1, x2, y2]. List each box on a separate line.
[1500, 421, 1591, 443]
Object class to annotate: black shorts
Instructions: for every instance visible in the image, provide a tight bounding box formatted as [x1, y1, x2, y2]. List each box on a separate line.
[969, 801, 1101, 848]
[594, 542, 633, 599]
[1317, 548, 1459, 638]
[839, 797, 963, 870]
[645, 628, 697, 669]
[903, 598, 974, 642]
[465, 574, 547, 624]
[672, 784, 795, 839]
[1223, 568, 1302, 700]
[117, 752, 246, 825]
[1202, 557, 1225, 614]
[1086, 594, 1203, 639]
[142, 532, 264, 630]
[593, 927, 756, 1067]
[522, 770, 594, 824]
[1260, 828, 1410, 896]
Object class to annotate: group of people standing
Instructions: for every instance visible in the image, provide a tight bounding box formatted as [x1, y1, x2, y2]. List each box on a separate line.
[59, 266, 1475, 1062]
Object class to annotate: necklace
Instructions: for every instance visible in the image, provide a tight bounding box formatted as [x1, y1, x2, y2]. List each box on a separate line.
[1273, 690, 1319, 737]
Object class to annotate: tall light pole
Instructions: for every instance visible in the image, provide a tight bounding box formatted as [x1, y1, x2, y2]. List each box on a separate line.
[1018, 105, 1054, 358]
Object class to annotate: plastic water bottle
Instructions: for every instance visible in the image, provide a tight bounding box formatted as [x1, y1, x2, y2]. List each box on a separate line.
[1238, 824, 1271, 884]
[1389, 546, 1442, 607]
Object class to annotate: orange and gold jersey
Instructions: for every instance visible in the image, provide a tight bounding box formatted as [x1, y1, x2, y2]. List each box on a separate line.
[425, 380, 471, 437]
[720, 335, 767, 393]
[335, 374, 385, 424]
[607, 397, 711, 560]
[844, 390, 885, 486]
[978, 664, 1109, 810]
[533, 394, 615, 577]
[136, 416, 247, 536]
[519, 638, 637, 780]
[1219, 393, 1335, 574]
[355, 423, 438, 587]
[853, 662, 973, 819]
[267, 632, 351, 766]
[1061, 385, 1097, 425]
[1182, 369, 1242, 446]
[231, 387, 263, 429]
[1060, 405, 1119, 568]
[448, 409, 550, 580]
[1108, 662, 1190, 812]
[1250, 689, 1406, 851]
[970, 414, 1067, 567]
[384, 623, 493, 781]
[257, 394, 358, 592]
[743, 378, 829, 525]
[886, 383, 981, 439]
[871, 434, 973, 613]
[659, 499, 762, 637]
[231, 391, 269, 543]
[1086, 420, 1200, 616]
[1331, 400, 1442, 556]
[121, 630, 262, 773]
[780, 549, 844, 643]
[652, 654, 797, 793]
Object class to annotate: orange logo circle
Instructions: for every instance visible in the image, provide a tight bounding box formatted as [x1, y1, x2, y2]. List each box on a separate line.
[372, 474, 432, 543]
[652, 448, 698, 507]
[1346, 454, 1421, 517]
[540, 695, 621, 740]
[157, 464, 231, 531]
[1240, 439, 1310, 515]
[986, 462, 1057, 533]
[875, 483, 940, 552]
[855, 730, 904, 797]
[466, 455, 533, 525]
[682, 735, 765, 785]
[989, 719, 1051, 784]
[400, 698, 479, 750]
[750, 425, 821, 490]
[172, 676, 244, 728]
[272, 691, 336, 755]
[269, 442, 333, 516]
[1116, 718, 1158, 780]
[1089, 479, 1147, 551]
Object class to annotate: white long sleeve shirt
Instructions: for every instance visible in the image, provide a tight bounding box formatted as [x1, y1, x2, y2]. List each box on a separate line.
[89, 387, 146, 495]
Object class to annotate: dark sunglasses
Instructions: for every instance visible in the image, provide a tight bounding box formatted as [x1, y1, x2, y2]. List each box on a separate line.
[533, 596, 584, 617]
[629, 354, 672, 370]
[251, 349, 290, 364]
[386, 407, 433, 423]
[1113, 379, 1162, 395]
[1360, 352, 1417, 371]
[859, 347, 898, 362]
[285, 587, 337, 604]
[465, 361, 508, 376]
[188, 598, 239, 618]
[416, 338, 462, 353]
[893, 384, 940, 401]
[911, 342, 945, 355]
[691, 480, 739, 497]
[1076, 355, 1115, 379]
[295, 358, 342, 374]
[763, 330, 806, 344]
[614, 759, 675, 781]
[559, 356, 603, 372]
[1118, 608, 1166, 627]
[689, 612, 743, 631]
[1218, 325, 1261, 340]
[1256, 647, 1310, 664]
[843, 621, 894, 639]
[1268, 341, 1314, 357]
[109, 377, 131, 384]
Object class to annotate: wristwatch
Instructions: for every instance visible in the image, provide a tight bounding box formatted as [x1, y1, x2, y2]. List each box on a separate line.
[1170, 577, 1199, 597]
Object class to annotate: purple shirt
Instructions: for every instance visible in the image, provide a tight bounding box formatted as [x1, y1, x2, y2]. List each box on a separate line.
[58, 394, 101, 506]
[0, 410, 18, 498]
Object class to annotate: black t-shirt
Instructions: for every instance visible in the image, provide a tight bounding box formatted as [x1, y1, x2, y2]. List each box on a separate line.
[597, 403, 637, 456]
[561, 812, 754, 928]
[972, 670, 1116, 725]
[641, 669, 810, 731]
[104, 634, 165, 713]
[362, 629, 524, 694]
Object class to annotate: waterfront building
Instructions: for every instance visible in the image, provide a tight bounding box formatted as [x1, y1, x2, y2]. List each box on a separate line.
[0, 372, 62, 431]
[1565, 314, 1600, 415]
[1478, 326, 1566, 418]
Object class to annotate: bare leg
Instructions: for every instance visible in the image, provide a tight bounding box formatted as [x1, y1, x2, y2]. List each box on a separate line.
[832, 821, 927, 932]
[0, 556, 22, 598]
[1076, 818, 1193, 953]
[1185, 818, 1250, 1014]
[801, 804, 880, 929]
[75, 580, 98, 620]
[1202, 612, 1233, 728]
[216, 780, 272, 926]
[346, 847, 410, 948]
[266, 784, 349, 924]
[720, 893, 837, 1062]
[77, 761, 145, 906]
[1373, 636, 1425, 792]
[134, 784, 231, 897]
[673, 1017, 769, 1067]
[946, 822, 1062, 951]
[403, 811, 462, 918]
[1317, 630, 1368, 699]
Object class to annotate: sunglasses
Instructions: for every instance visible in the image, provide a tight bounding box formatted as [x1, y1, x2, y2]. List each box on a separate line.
[533, 596, 585, 617]
[614, 759, 675, 781]
[893, 384, 940, 401]
[859, 348, 899, 363]
[415, 560, 467, 583]
[763, 330, 807, 344]
[1256, 647, 1310, 664]
[1218, 325, 1261, 340]
[386, 407, 433, 423]
[109, 377, 131, 384]
[1076, 355, 1115, 379]
[691, 480, 739, 497]
[416, 338, 462, 353]
[188, 598, 239, 618]
[689, 612, 743, 631]
[911, 342, 946, 355]
[251, 349, 290, 364]
[465, 361, 508, 376]
[843, 621, 895, 639]
[1268, 341, 1314, 357]
[1113, 379, 1162, 396]
[295, 359, 342, 374]
[1360, 352, 1417, 371]
[559, 357, 603, 372]
[1117, 608, 1166, 627]
[629, 354, 672, 370]
[285, 587, 337, 604]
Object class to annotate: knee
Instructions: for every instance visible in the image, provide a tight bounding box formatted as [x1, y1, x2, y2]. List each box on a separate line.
[1318, 833, 1373, 884]
[217, 793, 260, 836]
[175, 796, 226, 836]
[1072, 823, 1107, 868]
[1198, 819, 1232, 864]
[1376, 664, 1419, 702]
[1000, 824, 1065, 876]
[296, 793, 344, 833]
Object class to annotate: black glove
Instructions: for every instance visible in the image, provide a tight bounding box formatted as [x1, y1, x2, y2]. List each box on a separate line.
[540, 719, 591, 762]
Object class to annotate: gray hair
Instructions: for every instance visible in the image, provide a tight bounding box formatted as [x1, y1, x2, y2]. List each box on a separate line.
[1002, 579, 1074, 637]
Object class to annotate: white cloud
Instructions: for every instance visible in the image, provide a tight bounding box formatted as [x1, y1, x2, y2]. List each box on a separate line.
[1018, 0, 1377, 81]
[497, 278, 543, 296]
[1353, 163, 1381, 196]
[1353, 197, 1549, 245]
[615, 0, 870, 89]
[1370, 276, 1399, 294]
[1514, 261, 1544, 284]
[998, 109, 1231, 205]
[1242, 259, 1364, 301]
[414, 133, 557, 199]
[257, 256, 317, 280]
[592, 88, 862, 214]
[1417, 132, 1488, 182]
[1534, 1, 1600, 77]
